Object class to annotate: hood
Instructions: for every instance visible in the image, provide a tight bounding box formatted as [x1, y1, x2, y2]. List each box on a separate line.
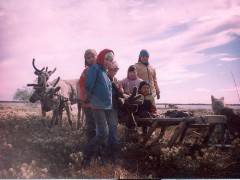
[127, 65, 137, 78]
[138, 49, 150, 66]
[96, 49, 114, 65]
[84, 49, 97, 67]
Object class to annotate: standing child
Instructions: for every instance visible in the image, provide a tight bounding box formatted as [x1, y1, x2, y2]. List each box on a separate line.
[135, 49, 160, 99]
[79, 49, 97, 143]
[107, 61, 123, 161]
[81, 49, 114, 167]
[136, 80, 158, 134]
[120, 65, 143, 95]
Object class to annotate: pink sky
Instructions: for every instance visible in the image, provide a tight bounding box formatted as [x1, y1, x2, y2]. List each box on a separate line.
[0, 0, 240, 104]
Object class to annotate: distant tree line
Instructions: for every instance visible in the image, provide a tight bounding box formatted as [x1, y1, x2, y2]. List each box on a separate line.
[13, 86, 34, 101]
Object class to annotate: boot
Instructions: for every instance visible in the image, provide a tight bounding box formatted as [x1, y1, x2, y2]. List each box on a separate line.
[95, 145, 105, 165]
[109, 144, 120, 163]
[81, 149, 94, 168]
[81, 155, 91, 168]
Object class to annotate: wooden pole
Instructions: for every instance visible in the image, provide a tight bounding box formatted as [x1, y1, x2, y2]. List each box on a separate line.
[231, 71, 240, 103]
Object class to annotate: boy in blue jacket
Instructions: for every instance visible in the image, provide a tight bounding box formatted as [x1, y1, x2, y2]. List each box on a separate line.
[81, 49, 114, 167]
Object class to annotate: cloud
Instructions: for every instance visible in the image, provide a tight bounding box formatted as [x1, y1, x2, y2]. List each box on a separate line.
[219, 57, 240, 61]
[219, 87, 240, 92]
[0, 0, 239, 103]
[216, 64, 222, 67]
[195, 88, 211, 92]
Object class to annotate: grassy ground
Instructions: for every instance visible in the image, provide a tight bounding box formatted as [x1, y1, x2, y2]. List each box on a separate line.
[0, 103, 240, 178]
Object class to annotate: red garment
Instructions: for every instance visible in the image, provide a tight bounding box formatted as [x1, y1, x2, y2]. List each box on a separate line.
[79, 67, 89, 107]
[96, 49, 114, 65]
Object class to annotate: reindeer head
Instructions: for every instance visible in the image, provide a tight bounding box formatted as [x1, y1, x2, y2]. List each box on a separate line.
[32, 58, 56, 80]
[41, 77, 61, 112]
[27, 58, 57, 103]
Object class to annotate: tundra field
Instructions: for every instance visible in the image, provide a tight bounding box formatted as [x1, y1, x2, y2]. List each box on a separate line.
[0, 103, 240, 179]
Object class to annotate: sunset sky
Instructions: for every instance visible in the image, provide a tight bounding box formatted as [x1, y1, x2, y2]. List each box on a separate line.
[0, 0, 240, 104]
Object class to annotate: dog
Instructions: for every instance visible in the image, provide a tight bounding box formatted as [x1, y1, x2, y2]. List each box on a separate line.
[211, 95, 240, 141]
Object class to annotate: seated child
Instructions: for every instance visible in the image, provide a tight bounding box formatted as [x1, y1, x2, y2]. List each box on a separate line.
[120, 65, 143, 95]
[136, 80, 158, 134]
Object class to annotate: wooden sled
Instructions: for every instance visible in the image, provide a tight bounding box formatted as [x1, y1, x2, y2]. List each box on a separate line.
[135, 115, 227, 148]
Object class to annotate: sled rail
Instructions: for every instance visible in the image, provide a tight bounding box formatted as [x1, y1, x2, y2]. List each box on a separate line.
[137, 115, 227, 148]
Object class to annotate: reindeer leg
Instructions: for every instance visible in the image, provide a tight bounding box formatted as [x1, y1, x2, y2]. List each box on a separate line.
[220, 124, 226, 143]
[65, 103, 73, 130]
[77, 102, 82, 129]
[51, 110, 57, 129]
[40, 101, 47, 127]
[58, 108, 63, 127]
[82, 110, 86, 127]
[126, 113, 137, 129]
[55, 110, 58, 125]
[42, 109, 46, 127]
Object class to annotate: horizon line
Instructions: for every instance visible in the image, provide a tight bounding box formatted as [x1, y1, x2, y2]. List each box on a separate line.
[0, 100, 239, 106]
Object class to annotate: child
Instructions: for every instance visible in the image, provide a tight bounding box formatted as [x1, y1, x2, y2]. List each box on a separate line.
[136, 80, 158, 134]
[135, 49, 160, 99]
[120, 65, 143, 95]
[107, 61, 122, 161]
[81, 49, 114, 167]
[79, 49, 97, 143]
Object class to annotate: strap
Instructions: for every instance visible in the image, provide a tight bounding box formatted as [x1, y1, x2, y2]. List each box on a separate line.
[63, 80, 75, 102]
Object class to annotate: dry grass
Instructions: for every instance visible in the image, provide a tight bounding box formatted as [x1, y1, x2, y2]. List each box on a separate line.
[0, 103, 240, 178]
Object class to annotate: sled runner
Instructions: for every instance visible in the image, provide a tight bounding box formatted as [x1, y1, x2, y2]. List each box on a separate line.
[136, 115, 227, 148]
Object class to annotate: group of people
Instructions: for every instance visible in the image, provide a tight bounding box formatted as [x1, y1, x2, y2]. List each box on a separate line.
[78, 48, 160, 167]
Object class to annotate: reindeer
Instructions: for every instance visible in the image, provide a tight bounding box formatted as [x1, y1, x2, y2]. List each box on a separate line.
[27, 59, 83, 129]
[41, 77, 82, 129]
[27, 58, 57, 95]
[27, 59, 57, 125]
[118, 87, 143, 129]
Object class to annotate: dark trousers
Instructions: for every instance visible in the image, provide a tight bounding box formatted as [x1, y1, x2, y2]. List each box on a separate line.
[83, 107, 96, 143]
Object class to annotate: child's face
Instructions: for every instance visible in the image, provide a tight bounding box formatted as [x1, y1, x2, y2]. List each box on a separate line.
[107, 68, 119, 78]
[86, 53, 96, 66]
[139, 84, 150, 95]
[128, 71, 138, 80]
[140, 55, 149, 63]
[103, 57, 113, 69]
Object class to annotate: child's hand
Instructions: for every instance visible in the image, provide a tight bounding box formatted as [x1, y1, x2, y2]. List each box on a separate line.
[84, 94, 91, 104]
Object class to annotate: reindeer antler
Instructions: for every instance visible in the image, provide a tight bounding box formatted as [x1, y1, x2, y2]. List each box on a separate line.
[27, 83, 39, 87]
[49, 86, 61, 96]
[48, 68, 56, 76]
[27, 74, 47, 89]
[128, 87, 143, 105]
[52, 77, 60, 87]
[32, 58, 45, 74]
